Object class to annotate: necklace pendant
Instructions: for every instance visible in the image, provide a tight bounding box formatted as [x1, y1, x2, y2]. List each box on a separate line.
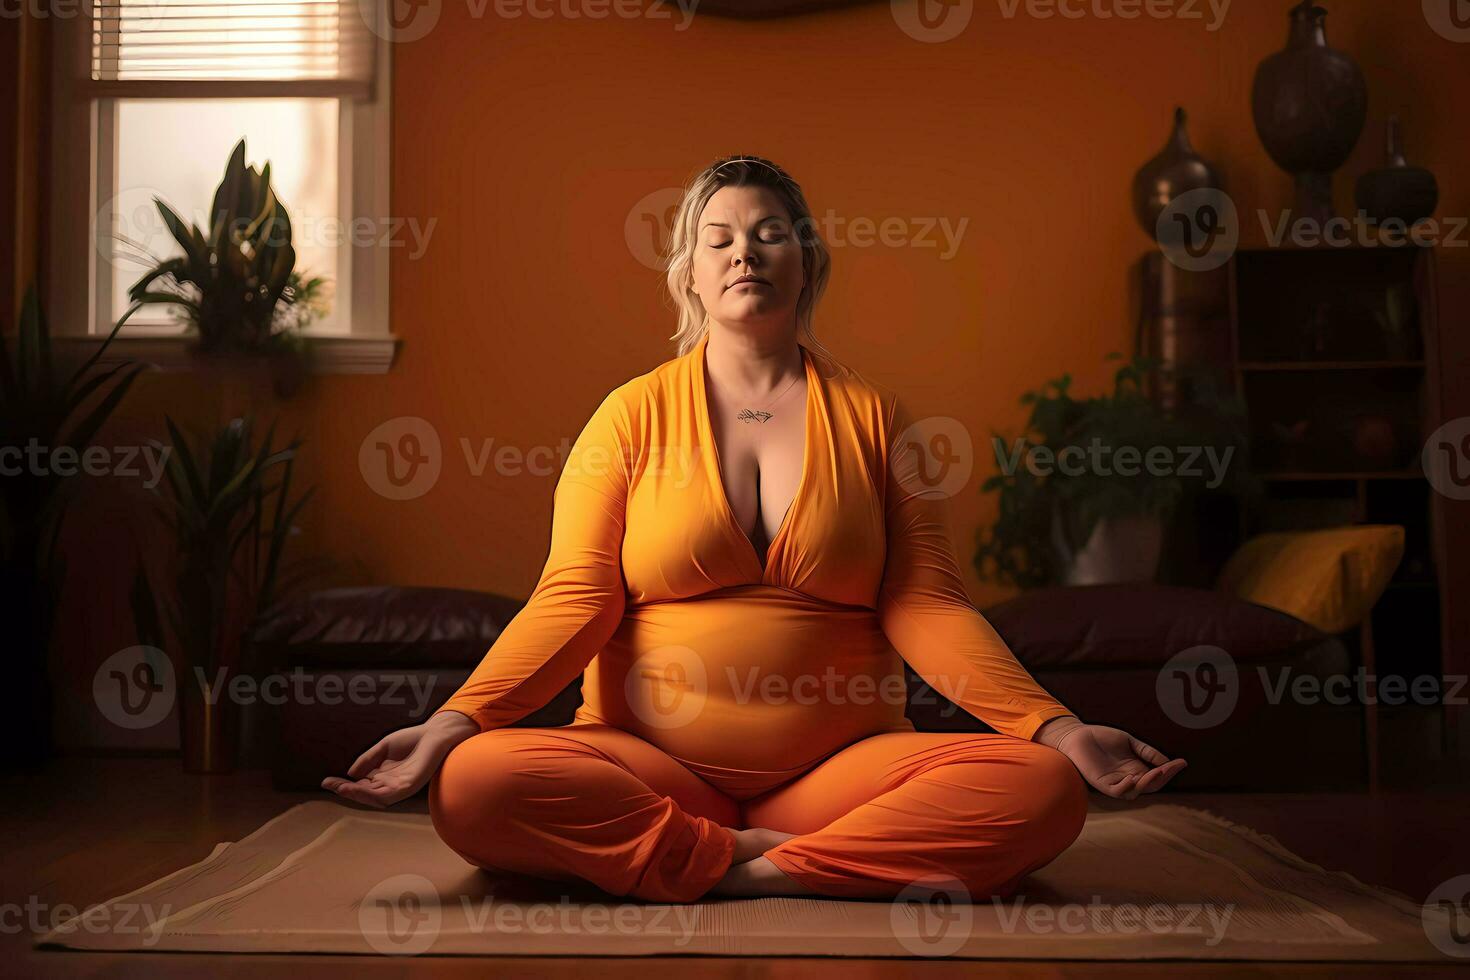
[737, 409, 774, 424]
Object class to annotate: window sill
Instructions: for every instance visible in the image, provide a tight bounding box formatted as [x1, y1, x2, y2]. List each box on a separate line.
[55, 332, 401, 375]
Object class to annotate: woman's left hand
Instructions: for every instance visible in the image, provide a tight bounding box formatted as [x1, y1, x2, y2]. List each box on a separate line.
[1036, 717, 1187, 799]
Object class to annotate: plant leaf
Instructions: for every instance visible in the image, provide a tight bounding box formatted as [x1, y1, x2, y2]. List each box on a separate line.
[61, 363, 145, 455]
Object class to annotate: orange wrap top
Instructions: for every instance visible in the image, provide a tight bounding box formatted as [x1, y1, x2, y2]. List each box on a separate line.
[435, 332, 1075, 799]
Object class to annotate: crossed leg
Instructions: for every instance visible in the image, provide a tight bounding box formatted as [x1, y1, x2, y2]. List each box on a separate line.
[429, 724, 739, 903]
[739, 731, 1089, 899]
[429, 724, 1087, 903]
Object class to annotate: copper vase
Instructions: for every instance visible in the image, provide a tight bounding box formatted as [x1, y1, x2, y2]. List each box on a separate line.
[1132, 107, 1223, 240]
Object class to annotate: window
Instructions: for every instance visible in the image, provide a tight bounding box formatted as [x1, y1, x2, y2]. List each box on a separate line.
[108, 98, 343, 331]
[48, 0, 397, 372]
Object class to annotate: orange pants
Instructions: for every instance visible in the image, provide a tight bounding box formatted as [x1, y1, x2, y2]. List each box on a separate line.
[429, 724, 1088, 903]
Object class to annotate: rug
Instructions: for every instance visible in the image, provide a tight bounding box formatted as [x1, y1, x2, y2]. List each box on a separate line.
[34, 801, 1452, 960]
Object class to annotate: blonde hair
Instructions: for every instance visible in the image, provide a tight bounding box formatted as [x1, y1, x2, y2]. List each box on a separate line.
[662, 155, 834, 359]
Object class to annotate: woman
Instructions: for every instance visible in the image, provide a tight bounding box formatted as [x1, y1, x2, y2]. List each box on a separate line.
[324, 155, 1186, 902]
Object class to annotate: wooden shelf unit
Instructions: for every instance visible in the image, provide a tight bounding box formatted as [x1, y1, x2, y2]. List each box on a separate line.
[1137, 244, 1463, 790]
[1225, 245, 1452, 793]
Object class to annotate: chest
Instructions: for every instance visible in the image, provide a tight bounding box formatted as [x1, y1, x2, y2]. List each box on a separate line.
[706, 378, 808, 558]
[618, 374, 890, 607]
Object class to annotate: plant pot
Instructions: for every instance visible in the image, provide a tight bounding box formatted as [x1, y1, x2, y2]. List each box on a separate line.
[186, 345, 309, 412]
[0, 557, 56, 765]
[1053, 513, 1164, 587]
[179, 672, 238, 774]
[267, 346, 309, 399]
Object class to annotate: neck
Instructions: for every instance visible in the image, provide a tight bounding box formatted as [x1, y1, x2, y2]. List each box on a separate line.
[703, 322, 804, 396]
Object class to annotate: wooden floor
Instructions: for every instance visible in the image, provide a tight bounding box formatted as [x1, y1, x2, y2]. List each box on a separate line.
[5, 756, 1470, 978]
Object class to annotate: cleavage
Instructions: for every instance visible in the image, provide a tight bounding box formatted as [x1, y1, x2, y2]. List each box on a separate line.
[720, 435, 801, 565]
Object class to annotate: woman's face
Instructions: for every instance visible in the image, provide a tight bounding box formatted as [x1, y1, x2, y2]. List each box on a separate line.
[690, 183, 806, 331]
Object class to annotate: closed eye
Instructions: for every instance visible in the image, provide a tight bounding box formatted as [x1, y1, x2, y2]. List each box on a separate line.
[708, 234, 787, 249]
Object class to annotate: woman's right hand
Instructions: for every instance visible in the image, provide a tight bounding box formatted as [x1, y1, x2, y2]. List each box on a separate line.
[321, 710, 480, 808]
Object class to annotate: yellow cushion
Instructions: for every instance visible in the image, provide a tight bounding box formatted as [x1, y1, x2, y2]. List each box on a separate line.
[1215, 526, 1405, 634]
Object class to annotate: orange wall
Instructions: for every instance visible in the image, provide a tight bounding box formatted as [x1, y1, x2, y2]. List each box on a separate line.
[49, 0, 1470, 746]
[368, 0, 1469, 602]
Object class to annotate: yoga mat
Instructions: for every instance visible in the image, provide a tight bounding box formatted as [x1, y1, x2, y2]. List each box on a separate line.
[34, 801, 1452, 960]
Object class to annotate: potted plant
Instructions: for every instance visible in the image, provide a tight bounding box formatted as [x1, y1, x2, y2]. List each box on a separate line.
[132, 415, 326, 772]
[0, 286, 145, 762]
[974, 355, 1254, 589]
[122, 139, 328, 398]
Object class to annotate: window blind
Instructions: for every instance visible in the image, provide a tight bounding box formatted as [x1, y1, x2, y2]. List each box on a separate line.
[90, 0, 375, 93]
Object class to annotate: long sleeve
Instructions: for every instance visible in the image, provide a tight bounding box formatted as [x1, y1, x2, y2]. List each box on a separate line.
[876, 393, 1076, 741]
[433, 389, 632, 732]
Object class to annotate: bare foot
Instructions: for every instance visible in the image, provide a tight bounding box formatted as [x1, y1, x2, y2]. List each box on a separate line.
[710, 856, 817, 896]
[725, 826, 798, 865]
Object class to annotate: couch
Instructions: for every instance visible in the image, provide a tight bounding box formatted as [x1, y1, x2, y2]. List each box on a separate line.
[239, 583, 1362, 792]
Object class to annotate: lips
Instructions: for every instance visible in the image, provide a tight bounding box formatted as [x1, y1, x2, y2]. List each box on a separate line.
[728, 276, 770, 289]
